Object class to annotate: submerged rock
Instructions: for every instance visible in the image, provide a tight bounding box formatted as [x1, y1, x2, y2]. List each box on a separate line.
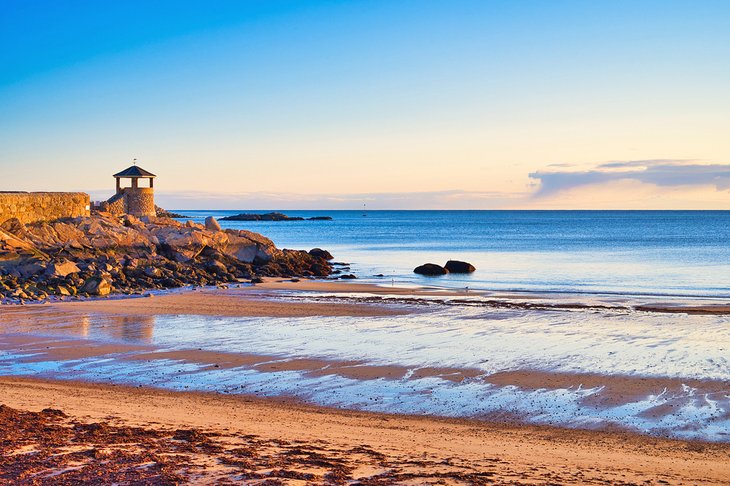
[444, 260, 476, 273]
[414, 263, 449, 276]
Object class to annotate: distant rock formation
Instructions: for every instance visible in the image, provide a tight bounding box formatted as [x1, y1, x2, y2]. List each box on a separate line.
[0, 214, 333, 303]
[220, 212, 332, 222]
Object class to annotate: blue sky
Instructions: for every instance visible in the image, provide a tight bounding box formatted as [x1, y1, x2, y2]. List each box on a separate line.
[1, 0, 729, 208]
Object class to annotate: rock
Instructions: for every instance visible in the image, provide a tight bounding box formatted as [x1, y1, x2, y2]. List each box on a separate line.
[14, 260, 46, 278]
[444, 260, 476, 273]
[205, 216, 222, 231]
[143, 266, 162, 278]
[45, 260, 81, 278]
[79, 276, 111, 296]
[340, 274, 357, 279]
[223, 230, 278, 263]
[307, 216, 333, 221]
[205, 259, 228, 275]
[0, 212, 331, 300]
[220, 212, 315, 222]
[414, 263, 448, 276]
[308, 248, 333, 260]
[250, 277, 264, 284]
[155, 206, 189, 218]
[185, 220, 204, 229]
[57, 286, 73, 296]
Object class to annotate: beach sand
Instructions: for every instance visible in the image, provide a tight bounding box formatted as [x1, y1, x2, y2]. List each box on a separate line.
[2, 376, 729, 484]
[2, 281, 730, 483]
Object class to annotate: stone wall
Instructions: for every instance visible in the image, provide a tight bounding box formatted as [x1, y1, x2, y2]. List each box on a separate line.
[0, 192, 90, 225]
[123, 188, 156, 217]
[101, 193, 126, 215]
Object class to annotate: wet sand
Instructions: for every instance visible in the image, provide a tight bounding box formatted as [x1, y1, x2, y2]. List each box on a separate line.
[3, 281, 730, 482]
[2, 376, 729, 484]
[0, 283, 410, 319]
[4, 277, 730, 315]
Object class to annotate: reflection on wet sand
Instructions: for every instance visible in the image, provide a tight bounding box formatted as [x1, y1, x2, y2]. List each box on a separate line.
[2, 289, 730, 442]
[0, 308, 156, 344]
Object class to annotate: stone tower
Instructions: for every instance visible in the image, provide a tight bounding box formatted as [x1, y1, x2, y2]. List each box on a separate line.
[104, 164, 157, 217]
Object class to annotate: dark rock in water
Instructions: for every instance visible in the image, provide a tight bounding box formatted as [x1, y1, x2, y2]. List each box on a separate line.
[340, 274, 357, 279]
[414, 263, 448, 276]
[444, 260, 476, 273]
[309, 248, 333, 260]
[220, 212, 304, 221]
[374, 274, 385, 277]
[220, 212, 333, 222]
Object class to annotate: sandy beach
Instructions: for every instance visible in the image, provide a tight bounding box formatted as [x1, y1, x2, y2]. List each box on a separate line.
[2, 281, 730, 483]
[3, 376, 730, 484]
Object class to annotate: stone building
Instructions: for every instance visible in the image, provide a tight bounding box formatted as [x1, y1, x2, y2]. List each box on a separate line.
[101, 164, 157, 217]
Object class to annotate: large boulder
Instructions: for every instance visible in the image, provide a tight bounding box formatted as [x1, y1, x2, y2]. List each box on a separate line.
[444, 260, 476, 273]
[45, 260, 81, 278]
[414, 263, 449, 276]
[79, 276, 112, 296]
[154, 227, 227, 262]
[223, 230, 278, 263]
[205, 216, 222, 231]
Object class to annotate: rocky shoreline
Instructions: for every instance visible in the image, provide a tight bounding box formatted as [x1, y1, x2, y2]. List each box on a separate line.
[0, 213, 333, 303]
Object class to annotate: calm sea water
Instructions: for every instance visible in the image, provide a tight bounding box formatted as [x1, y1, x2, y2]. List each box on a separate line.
[178, 210, 730, 298]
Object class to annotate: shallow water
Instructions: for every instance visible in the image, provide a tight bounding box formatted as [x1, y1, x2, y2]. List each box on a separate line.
[2, 291, 729, 441]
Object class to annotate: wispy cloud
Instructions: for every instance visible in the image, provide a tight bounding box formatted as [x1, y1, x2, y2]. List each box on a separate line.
[529, 159, 730, 196]
[109, 189, 530, 210]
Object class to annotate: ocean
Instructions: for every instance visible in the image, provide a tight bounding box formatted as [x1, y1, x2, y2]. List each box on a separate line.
[179, 210, 730, 298]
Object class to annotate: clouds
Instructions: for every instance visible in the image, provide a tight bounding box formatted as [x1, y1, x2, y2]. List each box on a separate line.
[140, 189, 528, 210]
[529, 159, 730, 196]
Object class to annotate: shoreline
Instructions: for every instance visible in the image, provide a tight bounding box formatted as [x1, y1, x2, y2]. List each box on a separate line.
[4, 277, 730, 315]
[2, 375, 729, 484]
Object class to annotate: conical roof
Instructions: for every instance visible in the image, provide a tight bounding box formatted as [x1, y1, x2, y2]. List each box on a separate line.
[113, 165, 156, 178]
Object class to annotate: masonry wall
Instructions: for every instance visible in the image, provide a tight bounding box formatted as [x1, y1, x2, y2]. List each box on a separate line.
[0, 192, 90, 225]
[123, 188, 156, 217]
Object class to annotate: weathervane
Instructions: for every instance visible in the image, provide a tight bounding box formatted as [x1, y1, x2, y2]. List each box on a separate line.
[133, 158, 137, 166]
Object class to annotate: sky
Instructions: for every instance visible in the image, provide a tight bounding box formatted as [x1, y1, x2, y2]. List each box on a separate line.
[1, 0, 729, 209]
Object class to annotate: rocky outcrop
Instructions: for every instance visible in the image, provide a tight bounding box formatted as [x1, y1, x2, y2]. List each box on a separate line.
[444, 260, 476, 273]
[0, 214, 333, 303]
[154, 206, 188, 219]
[414, 263, 448, 276]
[220, 212, 332, 222]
